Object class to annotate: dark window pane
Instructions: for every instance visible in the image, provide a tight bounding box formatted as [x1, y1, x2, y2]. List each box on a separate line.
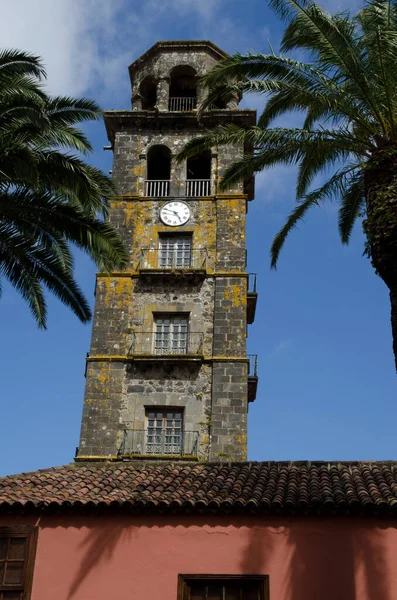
[8, 539, 26, 561]
[0, 562, 4, 584]
[242, 584, 260, 600]
[190, 584, 206, 600]
[0, 539, 7, 560]
[4, 563, 23, 584]
[225, 585, 240, 600]
[3, 592, 22, 600]
[207, 584, 223, 600]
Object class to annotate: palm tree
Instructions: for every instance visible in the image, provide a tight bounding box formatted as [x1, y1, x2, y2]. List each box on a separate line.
[0, 49, 128, 328]
[177, 0, 397, 371]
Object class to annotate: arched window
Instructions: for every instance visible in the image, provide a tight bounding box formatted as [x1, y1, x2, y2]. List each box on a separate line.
[140, 76, 157, 110]
[169, 65, 197, 111]
[146, 145, 171, 197]
[186, 150, 211, 196]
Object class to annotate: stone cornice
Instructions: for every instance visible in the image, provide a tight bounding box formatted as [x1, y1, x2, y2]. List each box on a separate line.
[103, 109, 257, 144]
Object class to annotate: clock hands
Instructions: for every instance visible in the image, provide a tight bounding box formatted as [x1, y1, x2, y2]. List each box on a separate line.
[162, 208, 179, 217]
[162, 208, 183, 222]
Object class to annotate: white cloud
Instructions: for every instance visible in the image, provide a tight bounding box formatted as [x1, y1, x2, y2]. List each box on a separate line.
[1, 0, 227, 104]
[1, 0, 123, 97]
[269, 339, 294, 356]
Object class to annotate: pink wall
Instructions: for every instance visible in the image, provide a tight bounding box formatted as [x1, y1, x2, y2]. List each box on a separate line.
[2, 514, 397, 600]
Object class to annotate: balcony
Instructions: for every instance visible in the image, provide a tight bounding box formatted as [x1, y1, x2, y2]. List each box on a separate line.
[247, 354, 258, 403]
[186, 179, 211, 197]
[247, 273, 258, 324]
[144, 179, 211, 197]
[168, 96, 197, 111]
[129, 331, 204, 361]
[139, 248, 207, 277]
[145, 180, 170, 197]
[120, 429, 199, 458]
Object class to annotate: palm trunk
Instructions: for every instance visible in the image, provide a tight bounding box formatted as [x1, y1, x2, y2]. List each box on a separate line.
[364, 150, 397, 372]
[390, 287, 397, 371]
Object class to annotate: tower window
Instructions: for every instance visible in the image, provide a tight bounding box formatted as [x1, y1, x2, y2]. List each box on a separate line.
[154, 315, 188, 354]
[186, 151, 211, 196]
[140, 75, 157, 110]
[146, 409, 183, 455]
[159, 235, 192, 268]
[146, 145, 171, 197]
[169, 65, 197, 111]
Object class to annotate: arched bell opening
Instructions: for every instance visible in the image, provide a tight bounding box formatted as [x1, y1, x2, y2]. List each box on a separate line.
[186, 150, 211, 196]
[140, 76, 157, 110]
[146, 145, 171, 197]
[169, 65, 197, 111]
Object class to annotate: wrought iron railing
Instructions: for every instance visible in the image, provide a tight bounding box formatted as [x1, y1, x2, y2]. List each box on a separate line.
[145, 180, 170, 197]
[248, 273, 257, 293]
[140, 248, 207, 270]
[186, 179, 211, 197]
[121, 429, 199, 457]
[168, 96, 197, 111]
[247, 354, 258, 377]
[129, 331, 204, 356]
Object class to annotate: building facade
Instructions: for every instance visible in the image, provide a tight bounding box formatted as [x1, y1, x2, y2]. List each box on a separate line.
[1, 461, 397, 600]
[77, 41, 258, 463]
[1, 41, 397, 600]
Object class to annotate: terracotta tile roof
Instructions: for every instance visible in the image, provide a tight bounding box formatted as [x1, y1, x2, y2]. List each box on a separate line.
[1, 461, 397, 515]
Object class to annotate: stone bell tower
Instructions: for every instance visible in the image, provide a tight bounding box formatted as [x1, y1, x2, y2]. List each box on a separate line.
[77, 40, 258, 462]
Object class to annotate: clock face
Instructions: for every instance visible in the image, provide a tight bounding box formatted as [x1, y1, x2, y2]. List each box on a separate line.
[160, 201, 191, 226]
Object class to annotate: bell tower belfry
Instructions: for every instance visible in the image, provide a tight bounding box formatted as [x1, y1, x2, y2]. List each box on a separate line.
[77, 40, 258, 463]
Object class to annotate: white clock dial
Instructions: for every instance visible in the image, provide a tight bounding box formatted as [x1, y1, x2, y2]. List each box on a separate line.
[160, 201, 191, 226]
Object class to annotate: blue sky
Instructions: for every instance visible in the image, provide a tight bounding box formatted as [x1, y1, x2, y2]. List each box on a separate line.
[1, 0, 396, 477]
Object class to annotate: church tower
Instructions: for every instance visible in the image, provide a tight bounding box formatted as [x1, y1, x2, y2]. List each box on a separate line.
[77, 41, 258, 462]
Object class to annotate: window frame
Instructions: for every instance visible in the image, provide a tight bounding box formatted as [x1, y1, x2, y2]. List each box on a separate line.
[153, 313, 190, 355]
[177, 575, 269, 600]
[0, 526, 38, 600]
[158, 233, 193, 268]
[145, 408, 184, 456]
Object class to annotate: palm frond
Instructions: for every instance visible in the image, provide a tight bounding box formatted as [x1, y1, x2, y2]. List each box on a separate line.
[338, 173, 365, 243]
[269, 0, 387, 131]
[271, 163, 360, 267]
[270, 195, 321, 269]
[45, 96, 102, 124]
[0, 49, 46, 80]
[0, 48, 128, 325]
[0, 224, 91, 327]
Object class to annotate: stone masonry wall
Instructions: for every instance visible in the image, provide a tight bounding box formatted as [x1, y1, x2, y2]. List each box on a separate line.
[211, 362, 248, 461]
[112, 130, 245, 198]
[79, 360, 125, 457]
[121, 362, 212, 460]
[78, 42, 255, 462]
[130, 45, 227, 110]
